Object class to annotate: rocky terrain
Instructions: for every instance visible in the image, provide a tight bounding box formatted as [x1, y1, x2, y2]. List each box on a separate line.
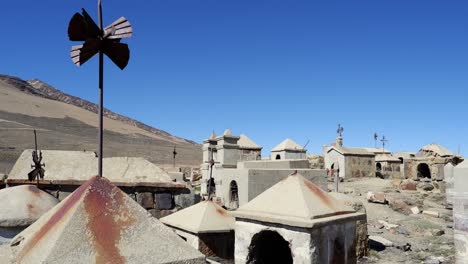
[332, 178, 454, 264]
[0, 75, 202, 173]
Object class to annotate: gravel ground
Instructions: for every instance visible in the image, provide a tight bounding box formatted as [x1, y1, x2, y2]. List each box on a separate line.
[330, 177, 455, 264]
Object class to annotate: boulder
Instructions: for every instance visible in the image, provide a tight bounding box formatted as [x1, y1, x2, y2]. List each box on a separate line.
[431, 229, 445, 236]
[400, 180, 417, 191]
[423, 210, 440, 218]
[418, 182, 435, 192]
[369, 236, 393, 251]
[378, 220, 399, 230]
[367, 191, 387, 204]
[136, 192, 155, 209]
[411, 206, 421, 214]
[387, 198, 411, 215]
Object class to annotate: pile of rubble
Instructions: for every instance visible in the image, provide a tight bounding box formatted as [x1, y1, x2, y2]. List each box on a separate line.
[331, 177, 454, 264]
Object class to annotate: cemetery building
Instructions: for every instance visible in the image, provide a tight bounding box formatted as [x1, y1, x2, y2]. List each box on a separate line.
[7, 150, 188, 218]
[322, 137, 376, 179]
[201, 130, 326, 209]
[232, 172, 366, 264]
[0, 185, 58, 243]
[161, 200, 235, 261]
[9, 176, 205, 264]
[402, 143, 463, 181]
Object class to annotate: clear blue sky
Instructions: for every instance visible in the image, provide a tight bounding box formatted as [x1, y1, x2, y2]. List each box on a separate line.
[1, 1, 467, 156]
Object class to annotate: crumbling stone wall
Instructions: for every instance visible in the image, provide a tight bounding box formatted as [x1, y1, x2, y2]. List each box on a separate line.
[378, 161, 402, 179]
[345, 156, 374, 178]
[238, 149, 261, 162]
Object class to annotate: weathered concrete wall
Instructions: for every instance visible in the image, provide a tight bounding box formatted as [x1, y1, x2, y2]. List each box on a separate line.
[234, 219, 358, 264]
[239, 149, 261, 162]
[453, 161, 468, 263]
[445, 163, 455, 206]
[378, 161, 402, 179]
[235, 220, 312, 264]
[203, 162, 326, 209]
[345, 156, 374, 178]
[324, 149, 346, 178]
[270, 151, 306, 160]
[238, 160, 310, 169]
[246, 169, 326, 202]
[405, 158, 450, 180]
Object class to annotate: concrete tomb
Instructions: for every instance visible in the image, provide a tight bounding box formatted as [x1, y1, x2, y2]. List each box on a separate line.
[9, 176, 205, 264]
[0, 185, 58, 244]
[232, 172, 365, 264]
[161, 200, 235, 260]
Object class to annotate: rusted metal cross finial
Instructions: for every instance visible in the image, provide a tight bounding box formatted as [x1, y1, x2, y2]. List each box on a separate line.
[173, 145, 177, 168]
[381, 135, 388, 153]
[337, 124, 344, 137]
[68, 0, 132, 177]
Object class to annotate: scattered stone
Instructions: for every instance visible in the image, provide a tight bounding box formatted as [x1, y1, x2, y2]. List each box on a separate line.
[418, 182, 435, 191]
[367, 191, 387, 204]
[392, 179, 402, 188]
[387, 198, 411, 215]
[424, 256, 446, 264]
[137, 192, 155, 209]
[369, 236, 393, 251]
[431, 229, 445, 236]
[421, 177, 432, 183]
[411, 206, 421, 214]
[378, 220, 399, 229]
[396, 226, 410, 236]
[400, 180, 417, 191]
[396, 243, 412, 252]
[423, 210, 440, 218]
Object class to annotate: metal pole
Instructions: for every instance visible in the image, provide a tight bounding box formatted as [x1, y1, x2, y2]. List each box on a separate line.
[97, 0, 104, 177]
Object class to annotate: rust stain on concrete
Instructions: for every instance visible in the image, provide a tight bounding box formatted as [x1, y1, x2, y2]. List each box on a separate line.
[84, 176, 136, 264]
[17, 176, 95, 261]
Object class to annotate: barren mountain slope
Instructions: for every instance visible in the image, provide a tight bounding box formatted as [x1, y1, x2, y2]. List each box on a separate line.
[0, 75, 201, 173]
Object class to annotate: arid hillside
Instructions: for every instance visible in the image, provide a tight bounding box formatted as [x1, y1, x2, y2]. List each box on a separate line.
[0, 75, 202, 174]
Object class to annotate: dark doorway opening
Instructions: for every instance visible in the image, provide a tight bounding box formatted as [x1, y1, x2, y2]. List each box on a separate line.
[417, 163, 431, 179]
[376, 162, 382, 171]
[398, 157, 404, 164]
[246, 230, 292, 264]
[229, 180, 239, 209]
[275, 154, 281, 160]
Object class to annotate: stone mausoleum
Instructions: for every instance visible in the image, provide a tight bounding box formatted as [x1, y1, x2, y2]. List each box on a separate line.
[200, 130, 326, 209]
[232, 172, 366, 264]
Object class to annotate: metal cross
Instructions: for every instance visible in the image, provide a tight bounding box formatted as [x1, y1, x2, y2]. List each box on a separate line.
[28, 129, 45, 187]
[337, 124, 344, 137]
[68, 0, 132, 177]
[172, 145, 177, 168]
[380, 135, 388, 153]
[204, 147, 219, 200]
[374, 132, 378, 148]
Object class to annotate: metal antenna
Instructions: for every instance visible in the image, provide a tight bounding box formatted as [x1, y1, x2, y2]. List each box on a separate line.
[68, 0, 132, 177]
